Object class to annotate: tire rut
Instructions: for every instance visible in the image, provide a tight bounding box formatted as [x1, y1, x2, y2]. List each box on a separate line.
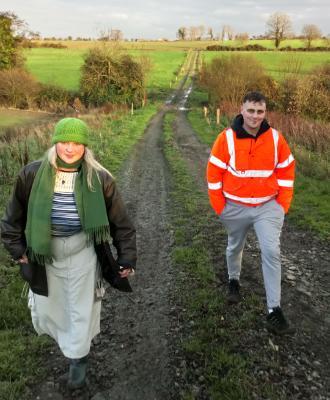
[97, 108, 175, 400]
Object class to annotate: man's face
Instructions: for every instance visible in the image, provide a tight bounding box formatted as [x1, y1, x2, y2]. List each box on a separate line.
[241, 100, 266, 134]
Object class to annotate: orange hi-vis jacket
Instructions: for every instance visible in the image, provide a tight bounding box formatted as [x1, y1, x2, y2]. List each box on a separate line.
[207, 125, 295, 215]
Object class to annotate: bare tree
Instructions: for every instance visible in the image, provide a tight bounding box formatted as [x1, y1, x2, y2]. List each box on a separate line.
[207, 27, 214, 40]
[197, 25, 205, 40]
[220, 26, 226, 41]
[266, 12, 292, 49]
[110, 29, 123, 41]
[302, 24, 322, 48]
[227, 26, 235, 40]
[324, 34, 330, 47]
[98, 28, 123, 41]
[221, 25, 235, 41]
[236, 32, 249, 45]
[177, 27, 187, 40]
[189, 26, 199, 40]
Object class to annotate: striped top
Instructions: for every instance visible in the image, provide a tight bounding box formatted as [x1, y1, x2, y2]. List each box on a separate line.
[51, 171, 82, 237]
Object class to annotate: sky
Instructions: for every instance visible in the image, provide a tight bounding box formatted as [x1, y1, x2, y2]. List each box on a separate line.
[4, 0, 330, 40]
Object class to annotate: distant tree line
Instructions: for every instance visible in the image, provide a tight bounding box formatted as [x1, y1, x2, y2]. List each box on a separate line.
[176, 12, 327, 49]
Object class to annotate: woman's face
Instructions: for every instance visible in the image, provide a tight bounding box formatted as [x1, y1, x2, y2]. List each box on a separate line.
[56, 142, 85, 164]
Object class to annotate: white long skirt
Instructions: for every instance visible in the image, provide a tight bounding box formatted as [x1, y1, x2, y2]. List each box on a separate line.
[28, 231, 101, 359]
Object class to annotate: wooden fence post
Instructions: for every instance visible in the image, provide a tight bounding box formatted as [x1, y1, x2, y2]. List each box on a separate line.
[216, 108, 220, 125]
[203, 106, 208, 118]
[131, 103, 134, 115]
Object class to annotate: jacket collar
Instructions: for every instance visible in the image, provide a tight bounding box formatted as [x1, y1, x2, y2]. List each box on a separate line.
[231, 114, 270, 139]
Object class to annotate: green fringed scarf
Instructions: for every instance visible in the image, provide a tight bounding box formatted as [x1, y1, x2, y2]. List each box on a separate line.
[25, 156, 111, 264]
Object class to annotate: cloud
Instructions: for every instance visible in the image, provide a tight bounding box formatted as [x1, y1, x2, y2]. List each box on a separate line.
[5, 0, 330, 38]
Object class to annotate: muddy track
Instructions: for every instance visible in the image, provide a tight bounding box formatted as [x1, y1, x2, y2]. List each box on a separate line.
[99, 108, 175, 400]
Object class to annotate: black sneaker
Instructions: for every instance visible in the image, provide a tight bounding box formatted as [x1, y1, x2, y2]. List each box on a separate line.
[266, 307, 295, 335]
[227, 279, 242, 304]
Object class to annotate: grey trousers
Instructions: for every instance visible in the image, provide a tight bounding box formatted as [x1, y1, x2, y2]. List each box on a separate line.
[219, 199, 285, 308]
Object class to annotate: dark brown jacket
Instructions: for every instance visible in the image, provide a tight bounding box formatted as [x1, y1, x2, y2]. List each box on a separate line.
[0, 160, 137, 296]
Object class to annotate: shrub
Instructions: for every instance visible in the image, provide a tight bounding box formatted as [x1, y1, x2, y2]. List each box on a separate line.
[277, 62, 330, 121]
[0, 68, 39, 108]
[206, 44, 268, 51]
[300, 63, 330, 121]
[278, 78, 303, 115]
[243, 44, 268, 51]
[279, 46, 293, 51]
[80, 47, 145, 107]
[205, 45, 236, 51]
[35, 83, 75, 113]
[39, 42, 67, 49]
[267, 111, 329, 156]
[199, 54, 277, 108]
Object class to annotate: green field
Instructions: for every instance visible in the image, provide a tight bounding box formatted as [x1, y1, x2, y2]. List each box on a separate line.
[24, 48, 186, 92]
[201, 51, 330, 79]
[24, 44, 330, 94]
[24, 48, 85, 90]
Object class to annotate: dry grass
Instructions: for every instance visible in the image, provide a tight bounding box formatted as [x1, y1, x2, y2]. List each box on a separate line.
[215, 100, 329, 156]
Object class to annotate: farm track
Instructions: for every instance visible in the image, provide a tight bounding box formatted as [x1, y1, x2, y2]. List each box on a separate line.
[31, 50, 330, 400]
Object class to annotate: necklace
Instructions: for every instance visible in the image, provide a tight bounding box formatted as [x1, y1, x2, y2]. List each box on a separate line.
[55, 171, 78, 192]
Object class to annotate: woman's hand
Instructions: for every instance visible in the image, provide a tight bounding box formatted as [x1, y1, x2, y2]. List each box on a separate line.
[119, 267, 135, 278]
[18, 254, 28, 264]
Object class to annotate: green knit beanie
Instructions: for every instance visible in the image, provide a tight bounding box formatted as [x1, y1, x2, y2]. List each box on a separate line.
[52, 118, 89, 145]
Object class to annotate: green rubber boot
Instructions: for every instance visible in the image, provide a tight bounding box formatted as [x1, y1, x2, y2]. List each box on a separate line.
[67, 356, 88, 389]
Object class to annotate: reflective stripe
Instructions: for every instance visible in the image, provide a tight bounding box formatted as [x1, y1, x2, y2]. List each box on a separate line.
[225, 129, 235, 170]
[227, 167, 273, 178]
[225, 128, 277, 178]
[272, 129, 279, 167]
[209, 155, 227, 169]
[277, 179, 294, 187]
[276, 154, 295, 169]
[223, 192, 275, 204]
[208, 182, 222, 190]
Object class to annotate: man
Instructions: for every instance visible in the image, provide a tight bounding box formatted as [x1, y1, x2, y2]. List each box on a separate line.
[207, 91, 295, 335]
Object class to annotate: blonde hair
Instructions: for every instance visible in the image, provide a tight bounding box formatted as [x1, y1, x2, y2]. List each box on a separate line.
[47, 145, 112, 190]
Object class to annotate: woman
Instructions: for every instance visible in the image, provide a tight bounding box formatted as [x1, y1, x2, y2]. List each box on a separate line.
[1, 117, 136, 389]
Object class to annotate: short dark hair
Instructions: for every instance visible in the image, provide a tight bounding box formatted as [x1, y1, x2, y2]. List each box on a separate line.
[243, 91, 267, 105]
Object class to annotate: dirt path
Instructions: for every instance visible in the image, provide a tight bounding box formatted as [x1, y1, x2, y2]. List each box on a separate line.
[96, 108, 175, 400]
[30, 52, 330, 400]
